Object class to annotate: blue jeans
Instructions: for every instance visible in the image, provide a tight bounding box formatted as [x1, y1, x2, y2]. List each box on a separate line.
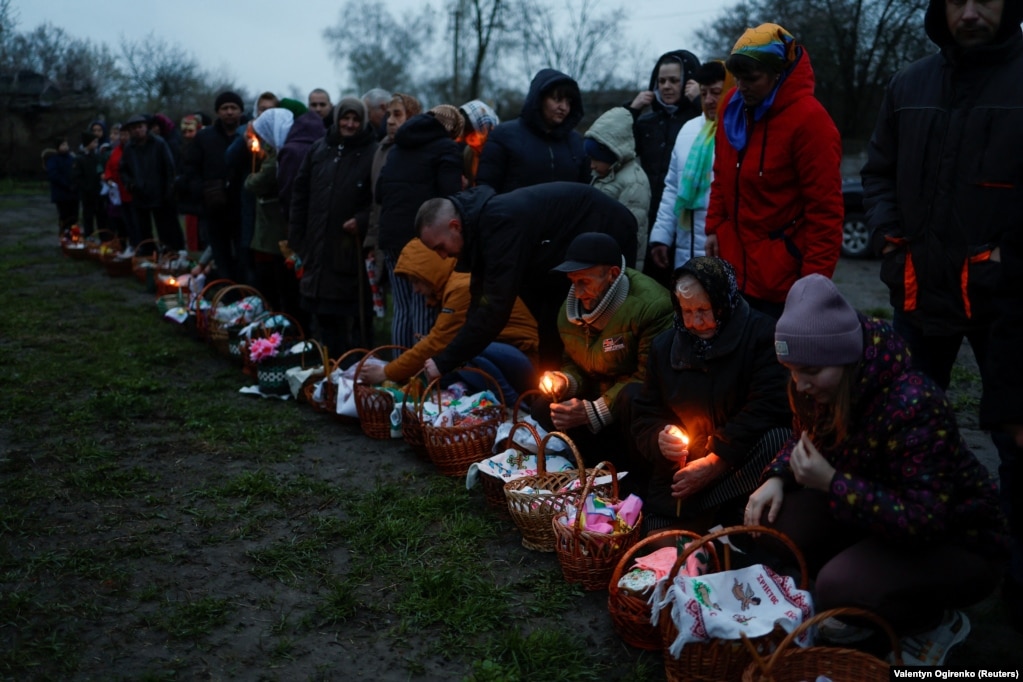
[449, 342, 537, 406]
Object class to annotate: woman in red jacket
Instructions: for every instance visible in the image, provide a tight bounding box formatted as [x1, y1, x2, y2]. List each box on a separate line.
[705, 24, 843, 319]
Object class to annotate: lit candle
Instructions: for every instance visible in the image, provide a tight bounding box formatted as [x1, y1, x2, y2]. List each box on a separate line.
[541, 374, 554, 397]
[250, 137, 260, 173]
[669, 426, 689, 516]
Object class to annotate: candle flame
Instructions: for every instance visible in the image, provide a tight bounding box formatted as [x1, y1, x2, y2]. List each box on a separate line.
[541, 375, 554, 394]
[168, 277, 178, 286]
[250, 137, 260, 153]
[668, 425, 689, 445]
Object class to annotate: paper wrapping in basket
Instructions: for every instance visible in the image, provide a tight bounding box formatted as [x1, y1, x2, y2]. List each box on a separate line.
[652, 563, 814, 660]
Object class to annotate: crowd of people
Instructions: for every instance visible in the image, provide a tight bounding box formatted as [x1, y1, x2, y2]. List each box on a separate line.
[43, 0, 1022, 667]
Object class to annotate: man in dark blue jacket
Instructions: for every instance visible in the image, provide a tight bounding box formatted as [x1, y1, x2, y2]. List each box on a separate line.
[416, 182, 637, 374]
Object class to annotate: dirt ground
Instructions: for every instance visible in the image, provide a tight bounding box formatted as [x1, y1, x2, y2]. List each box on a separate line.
[3, 194, 1020, 680]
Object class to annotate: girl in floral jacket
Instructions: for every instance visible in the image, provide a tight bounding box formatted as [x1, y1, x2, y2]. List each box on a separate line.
[746, 274, 1007, 666]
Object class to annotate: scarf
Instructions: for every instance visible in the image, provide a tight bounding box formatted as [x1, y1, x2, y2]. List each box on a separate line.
[723, 24, 798, 151]
[253, 108, 295, 151]
[672, 257, 741, 361]
[674, 116, 716, 220]
[565, 258, 629, 331]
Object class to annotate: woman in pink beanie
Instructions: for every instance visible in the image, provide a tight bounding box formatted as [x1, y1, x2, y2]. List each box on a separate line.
[745, 273, 1007, 666]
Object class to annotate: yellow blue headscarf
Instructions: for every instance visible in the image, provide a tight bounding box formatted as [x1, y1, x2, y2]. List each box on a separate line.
[723, 24, 798, 151]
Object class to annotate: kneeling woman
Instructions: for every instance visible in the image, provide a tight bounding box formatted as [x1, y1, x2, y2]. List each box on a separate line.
[631, 257, 791, 531]
[746, 274, 1007, 665]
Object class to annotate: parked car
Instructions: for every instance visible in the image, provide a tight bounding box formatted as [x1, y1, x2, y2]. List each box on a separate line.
[841, 177, 875, 258]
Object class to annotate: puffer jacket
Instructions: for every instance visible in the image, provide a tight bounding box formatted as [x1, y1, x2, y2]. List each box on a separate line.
[376, 113, 463, 252]
[558, 268, 672, 419]
[386, 239, 539, 383]
[631, 50, 702, 226]
[475, 68, 589, 193]
[289, 122, 377, 306]
[631, 296, 791, 518]
[585, 107, 652, 262]
[706, 46, 843, 304]
[861, 0, 1023, 335]
[764, 317, 1009, 558]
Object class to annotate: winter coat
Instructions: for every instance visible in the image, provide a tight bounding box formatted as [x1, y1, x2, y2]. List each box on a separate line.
[386, 240, 539, 383]
[764, 317, 1008, 559]
[278, 111, 325, 221]
[46, 152, 75, 203]
[631, 50, 702, 226]
[72, 148, 104, 204]
[706, 47, 843, 304]
[558, 268, 672, 419]
[982, 212, 1023, 430]
[103, 144, 132, 204]
[244, 147, 287, 255]
[475, 68, 589, 193]
[432, 182, 638, 374]
[183, 119, 240, 217]
[289, 123, 377, 308]
[861, 0, 1023, 335]
[585, 107, 651, 264]
[119, 134, 176, 209]
[650, 114, 713, 269]
[631, 296, 791, 518]
[376, 113, 464, 252]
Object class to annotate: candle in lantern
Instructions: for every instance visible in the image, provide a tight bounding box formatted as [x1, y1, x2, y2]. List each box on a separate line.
[668, 426, 690, 516]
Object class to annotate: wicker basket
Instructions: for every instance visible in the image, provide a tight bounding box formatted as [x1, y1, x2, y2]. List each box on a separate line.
[59, 231, 89, 259]
[85, 229, 117, 261]
[248, 314, 309, 392]
[551, 461, 642, 591]
[400, 374, 431, 460]
[207, 284, 267, 360]
[154, 272, 184, 296]
[100, 249, 133, 277]
[659, 525, 810, 682]
[353, 345, 409, 440]
[479, 419, 543, 517]
[131, 239, 160, 285]
[193, 278, 235, 341]
[608, 529, 705, 650]
[504, 431, 612, 552]
[740, 607, 900, 682]
[294, 338, 329, 406]
[330, 348, 372, 425]
[420, 367, 506, 478]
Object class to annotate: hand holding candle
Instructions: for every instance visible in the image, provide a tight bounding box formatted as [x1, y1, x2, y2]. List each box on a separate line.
[249, 136, 260, 174]
[658, 425, 690, 516]
[539, 371, 568, 400]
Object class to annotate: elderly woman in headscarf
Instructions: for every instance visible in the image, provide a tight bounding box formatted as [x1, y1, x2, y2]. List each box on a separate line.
[458, 99, 499, 185]
[246, 108, 302, 322]
[704, 24, 843, 319]
[631, 256, 792, 532]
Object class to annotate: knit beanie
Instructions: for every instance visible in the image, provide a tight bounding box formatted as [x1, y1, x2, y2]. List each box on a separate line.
[214, 91, 244, 111]
[583, 138, 617, 164]
[429, 104, 465, 139]
[278, 98, 308, 117]
[774, 274, 863, 366]
[731, 23, 797, 73]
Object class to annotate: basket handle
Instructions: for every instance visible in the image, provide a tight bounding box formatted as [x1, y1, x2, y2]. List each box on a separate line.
[502, 420, 543, 466]
[538, 431, 587, 484]
[668, 525, 809, 590]
[132, 238, 161, 260]
[609, 529, 705, 589]
[417, 365, 507, 423]
[512, 388, 543, 423]
[300, 338, 329, 372]
[257, 311, 307, 341]
[757, 606, 903, 673]
[571, 460, 621, 531]
[197, 277, 235, 301]
[353, 345, 410, 386]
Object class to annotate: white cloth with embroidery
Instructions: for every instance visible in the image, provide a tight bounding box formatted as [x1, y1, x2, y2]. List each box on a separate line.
[652, 564, 814, 659]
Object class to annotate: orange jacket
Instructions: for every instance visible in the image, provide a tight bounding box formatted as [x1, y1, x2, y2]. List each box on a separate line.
[385, 239, 539, 383]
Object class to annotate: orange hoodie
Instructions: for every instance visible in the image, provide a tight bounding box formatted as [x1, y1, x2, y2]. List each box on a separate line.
[386, 239, 539, 383]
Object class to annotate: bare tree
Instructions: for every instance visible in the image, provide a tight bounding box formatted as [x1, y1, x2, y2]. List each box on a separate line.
[697, 0, 930, 140]
[322, 0, 437, 98]
[512, 0, 631, 90]
[449, 0, 509, 101]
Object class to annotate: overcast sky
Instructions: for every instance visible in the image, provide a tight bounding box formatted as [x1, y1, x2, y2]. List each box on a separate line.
[15, 0, 720, 100]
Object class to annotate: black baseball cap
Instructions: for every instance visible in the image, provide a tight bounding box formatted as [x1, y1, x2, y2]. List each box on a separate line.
[551, 232, 622, 273]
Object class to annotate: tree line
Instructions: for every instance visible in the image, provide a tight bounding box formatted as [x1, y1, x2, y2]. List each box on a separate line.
[1, 0, 931, 142]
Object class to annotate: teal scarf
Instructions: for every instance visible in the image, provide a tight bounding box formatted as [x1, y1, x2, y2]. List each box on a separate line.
[674, 118, 716, 224]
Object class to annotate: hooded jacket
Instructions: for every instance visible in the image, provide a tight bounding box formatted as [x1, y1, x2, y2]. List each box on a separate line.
[376, 113, 464, 252]
[705, 46, 843, 304]
[386, 240, 539, 383]
[289, 104, 378, 307]
[631, 294, 791, 519]
[475, 68, 589, 193]
[585, 107, 652, 250]
[631, 50, 702, 226]
[861, 0, 1023, 334]
[764, 317, 1008, 558]
[432, 182, 638, 374]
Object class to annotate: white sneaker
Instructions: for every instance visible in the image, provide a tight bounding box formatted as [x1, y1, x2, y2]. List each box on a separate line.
[818, 615, 874, 644]
[890, 610, 971, 666]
